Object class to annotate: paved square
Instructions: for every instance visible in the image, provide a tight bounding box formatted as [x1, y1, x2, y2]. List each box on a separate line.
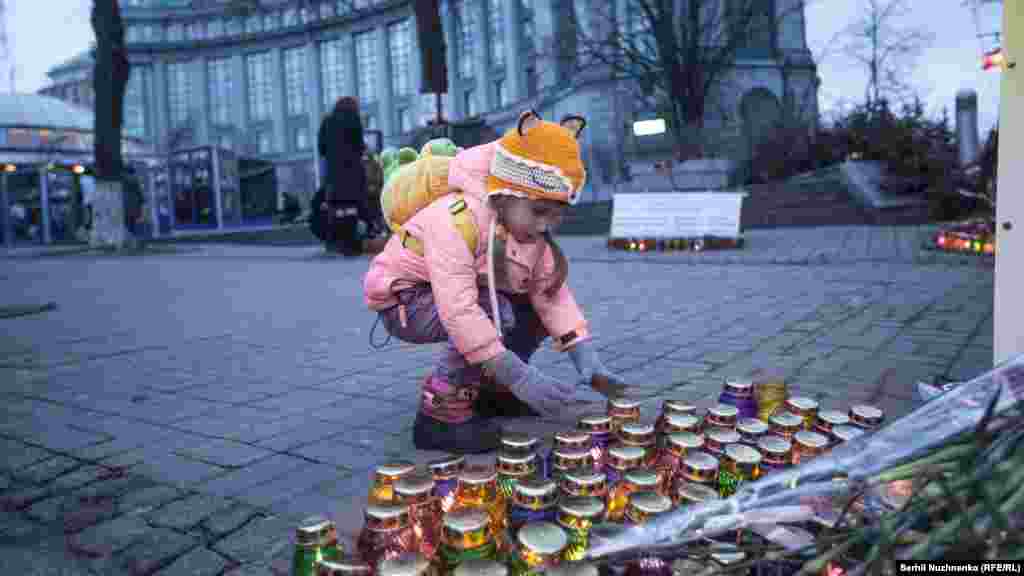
[0, 227, 995, 574]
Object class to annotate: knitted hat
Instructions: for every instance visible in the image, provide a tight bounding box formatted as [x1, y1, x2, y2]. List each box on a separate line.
[487, 110, 587, 205]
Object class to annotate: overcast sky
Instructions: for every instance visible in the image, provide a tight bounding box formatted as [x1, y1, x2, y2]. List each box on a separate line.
[6, 0, 1005, 135]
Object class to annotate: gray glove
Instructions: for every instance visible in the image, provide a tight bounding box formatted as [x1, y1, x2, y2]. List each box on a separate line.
[484, 350, 576, 418]
[568, 339, 604, 381]
[569, 340, 629, 398]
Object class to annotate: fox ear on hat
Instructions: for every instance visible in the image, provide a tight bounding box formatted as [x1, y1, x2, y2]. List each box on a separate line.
[517, 109, 543, 137]
[560, 115, 586, 139]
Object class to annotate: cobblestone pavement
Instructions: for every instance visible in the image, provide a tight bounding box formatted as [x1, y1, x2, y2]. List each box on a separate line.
[0, 227, 995, 574]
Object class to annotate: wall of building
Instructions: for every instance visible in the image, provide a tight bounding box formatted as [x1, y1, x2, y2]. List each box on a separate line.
[42, 0, 817, 207]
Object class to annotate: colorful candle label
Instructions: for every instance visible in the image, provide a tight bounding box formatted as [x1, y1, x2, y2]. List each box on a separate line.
[718, 468, 743, 498]
[438, 541, 498, 573]
[562, 524, 589, 562]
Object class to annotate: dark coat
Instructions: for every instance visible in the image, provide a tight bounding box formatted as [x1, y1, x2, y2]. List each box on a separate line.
[318, 112, 368, 219]
[309, 186, 327, 241]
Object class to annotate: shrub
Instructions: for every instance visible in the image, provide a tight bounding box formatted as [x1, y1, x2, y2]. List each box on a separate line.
[750, 97, 973, 221]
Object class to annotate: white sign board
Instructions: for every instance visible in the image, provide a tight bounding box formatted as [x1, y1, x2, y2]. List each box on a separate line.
[610, 192, 747, 239]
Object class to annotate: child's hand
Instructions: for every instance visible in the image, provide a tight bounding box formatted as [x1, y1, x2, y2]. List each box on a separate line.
[589, 373, 630, 399]
[484, 351, 576, 418]
[569, 340, 631, 399]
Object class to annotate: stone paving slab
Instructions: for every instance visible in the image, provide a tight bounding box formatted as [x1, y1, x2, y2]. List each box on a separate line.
[0, 229, 999, 571]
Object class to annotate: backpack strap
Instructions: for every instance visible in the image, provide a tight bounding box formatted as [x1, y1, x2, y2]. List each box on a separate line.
[397, 194, 479, 258]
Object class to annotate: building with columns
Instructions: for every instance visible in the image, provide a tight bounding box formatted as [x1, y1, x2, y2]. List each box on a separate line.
[41, 0, 818, 213]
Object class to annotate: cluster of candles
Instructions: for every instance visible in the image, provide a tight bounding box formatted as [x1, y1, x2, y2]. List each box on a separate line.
[933, 220, 996, 255]
[288, 380, 886, 576]
[934, 231, 995, 255]
[606, 237, 744, 252]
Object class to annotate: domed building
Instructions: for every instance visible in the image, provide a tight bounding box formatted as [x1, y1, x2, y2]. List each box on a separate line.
[0, 94, 156, 247]
[40, 0, 818, 241]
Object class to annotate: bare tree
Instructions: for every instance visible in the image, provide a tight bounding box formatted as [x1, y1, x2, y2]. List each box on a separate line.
[90, 0, 131, 249]
[561, 0, 811, 159]
[841, 0, 933, 107]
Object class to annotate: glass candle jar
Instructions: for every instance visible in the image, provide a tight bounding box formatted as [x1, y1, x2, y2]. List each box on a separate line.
[617, 422, 657, 466]
[673, 482, 721, 508]
[509, 522, 568, 576]
[704, 428, 741, 457]
[607, 397, 642, 433]
[395, 472, 442, 560]
[784, 397, 819, 430]
[678, 451, 720, 490]
[625, 491, 672, 524]
[604, 445, 646, 488]
[719, 379, 758, 419]
[718, 444, 762, 498]
[660, 399, 697, 419]
[508, 477, 559, 532]
[453, 558, 508, 576]
[356, 503, 417, 569]
[757, 436, 793, 473]
[294, 515, 339, 576]
[497, 452, 538, 500]
[705, 404, 739, 431]
[769, 412, 803, 441]
[792, 430, 830, 466]
[755, 377, 788, 422]
[831, 424, 865, 445]
[370, 461, 417, 505]
[315, 556, 372, 576]
[438, 508, 497, 574]
[657, 432, 704, 491]
[814, 410, 850, 440]
[556, 497, 605, 561]
[606, 469, 663, 523]
[624, 492, 673, 576]
[656, 400, 697, 444]
[501, 433, 540, 459]
[546, 430, 592, 479]
[429, 455, 466, 514]
[378, 552, 436, 576]
[660, 413, 701, 444]
[849, 404, 885, 430]
[578, 414, 613, 471]
[452, 466, 506, 548]
[560, 470, 608, 501]
[550, 448, 594, 484]
[736, 417, 769, 446]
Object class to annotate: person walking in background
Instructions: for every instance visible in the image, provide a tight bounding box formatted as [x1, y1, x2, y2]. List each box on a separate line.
[318, 97, 368, 256]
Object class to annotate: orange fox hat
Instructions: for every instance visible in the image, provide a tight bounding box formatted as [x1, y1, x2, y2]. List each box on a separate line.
[486, 110, 587, 206]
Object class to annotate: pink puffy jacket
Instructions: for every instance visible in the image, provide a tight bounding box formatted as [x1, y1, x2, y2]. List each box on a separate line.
[362, 141, 590, 365]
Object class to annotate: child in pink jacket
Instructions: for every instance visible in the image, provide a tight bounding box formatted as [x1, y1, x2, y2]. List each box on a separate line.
[363, 110, 625, 454]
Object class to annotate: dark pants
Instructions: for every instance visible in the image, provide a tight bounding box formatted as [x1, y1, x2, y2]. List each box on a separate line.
[330, 205, 362, 256]
[379, 283, 548, 421]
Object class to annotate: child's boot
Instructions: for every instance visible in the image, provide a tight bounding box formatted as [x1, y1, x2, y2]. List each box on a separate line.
[413, 373, 501, 454]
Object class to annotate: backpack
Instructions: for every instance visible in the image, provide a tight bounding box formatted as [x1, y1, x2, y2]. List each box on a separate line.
[379, 139, 478, 257]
